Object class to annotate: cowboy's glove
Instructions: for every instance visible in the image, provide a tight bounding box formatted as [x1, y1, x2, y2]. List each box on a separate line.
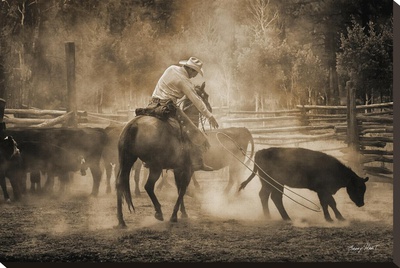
[209, 116, 219, 129]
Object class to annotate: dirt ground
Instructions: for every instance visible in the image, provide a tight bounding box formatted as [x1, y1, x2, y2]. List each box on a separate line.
[0, 157, 394, 266]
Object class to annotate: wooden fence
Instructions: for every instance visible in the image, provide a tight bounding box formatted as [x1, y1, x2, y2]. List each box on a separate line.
[2, 101, 393, 182]
[216, 102, 393, 182]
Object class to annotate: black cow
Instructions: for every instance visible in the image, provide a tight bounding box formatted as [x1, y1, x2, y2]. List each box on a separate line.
[239, 147, 369, 222]
[3, 127, 107, 196]
[0, 136, 21, 202]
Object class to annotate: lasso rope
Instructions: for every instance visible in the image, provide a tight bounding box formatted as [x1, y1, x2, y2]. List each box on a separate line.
[215, 132, 321, 213]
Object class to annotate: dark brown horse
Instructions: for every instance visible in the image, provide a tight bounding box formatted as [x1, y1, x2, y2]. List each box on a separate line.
[116, 83, 215, 227]
[116, 115, 195, 227]
[111, 82, 210, 197]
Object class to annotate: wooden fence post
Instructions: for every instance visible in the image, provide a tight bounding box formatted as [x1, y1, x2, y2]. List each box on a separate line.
[299, 105, 309, 126]
[346, 80, 359, 151]
[97, 87, 103, 114]
[65, 42, 77, 127]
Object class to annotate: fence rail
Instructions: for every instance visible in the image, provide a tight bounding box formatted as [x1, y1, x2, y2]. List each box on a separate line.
[216, 102, 393, 182]
[3, 102, 393, 182]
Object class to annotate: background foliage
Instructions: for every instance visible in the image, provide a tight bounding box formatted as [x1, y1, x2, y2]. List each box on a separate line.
[0, 0, 393, 111]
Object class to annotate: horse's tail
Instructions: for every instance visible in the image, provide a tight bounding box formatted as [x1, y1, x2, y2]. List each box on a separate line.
[239, 158, 258, 191]
[244, 128, 255, 166]
[116, 124, 136, 213]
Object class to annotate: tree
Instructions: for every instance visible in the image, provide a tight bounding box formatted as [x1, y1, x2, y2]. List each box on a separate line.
[0, 0, 392, 112]
[281, 0, 392, 105]
[336, 18, 393, 104]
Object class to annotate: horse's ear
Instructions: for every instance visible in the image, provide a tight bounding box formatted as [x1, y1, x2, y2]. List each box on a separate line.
[201, 81, 205, 90]
[364, 177, 369, 182]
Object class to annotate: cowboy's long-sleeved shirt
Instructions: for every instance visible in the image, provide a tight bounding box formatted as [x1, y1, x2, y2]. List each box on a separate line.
[151, 65, 213, 119]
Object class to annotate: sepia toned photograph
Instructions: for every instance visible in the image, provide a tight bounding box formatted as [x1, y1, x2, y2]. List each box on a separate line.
[0, 0, 396, 266]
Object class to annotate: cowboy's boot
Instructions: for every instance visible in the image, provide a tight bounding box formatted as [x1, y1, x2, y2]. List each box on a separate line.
[190, 145, 213, 171]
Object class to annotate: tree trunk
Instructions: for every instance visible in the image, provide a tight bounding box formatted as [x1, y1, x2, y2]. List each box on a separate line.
[0, 55, 6, 100]
[329, 66, 339, 106]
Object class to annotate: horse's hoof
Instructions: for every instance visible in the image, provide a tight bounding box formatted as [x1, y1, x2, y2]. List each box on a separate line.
[90, 192, 98, 197]
[337, 216, 346, 221]
[155, 212, 164, 221]
[114, 222, 127, 229]
[181, 212, 188, 219]
[6, 198, 11, 203]
[170, 216, 178, 222]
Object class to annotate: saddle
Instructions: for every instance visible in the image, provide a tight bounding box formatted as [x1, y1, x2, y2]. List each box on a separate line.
[136, 98, 210, 149]
[135, 98, 176, 121]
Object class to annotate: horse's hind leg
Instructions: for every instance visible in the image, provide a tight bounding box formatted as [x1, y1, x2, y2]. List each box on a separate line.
[116, 156, 136, 228]
[177, 174, 191, 219]
[144, 168, 163, 221]
[133, 160, 142, 196]
[171, 168, 192, 222]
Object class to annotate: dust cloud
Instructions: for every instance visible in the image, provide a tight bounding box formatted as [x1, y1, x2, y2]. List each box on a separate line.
[19, 134, 391, 235]
[196, 173, 392, 229]
[15, 0, 298, 112]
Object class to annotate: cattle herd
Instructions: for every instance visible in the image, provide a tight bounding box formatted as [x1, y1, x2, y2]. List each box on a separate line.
[0, 126, 114, 201]
[0, 123, 369, 224]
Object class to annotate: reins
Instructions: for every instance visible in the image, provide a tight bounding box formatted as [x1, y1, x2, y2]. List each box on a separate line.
[215, 132, 321, 213]
[199, 114, 207, 132]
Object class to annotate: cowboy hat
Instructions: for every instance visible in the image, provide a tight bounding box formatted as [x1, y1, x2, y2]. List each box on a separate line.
[179, 57, 204, 76]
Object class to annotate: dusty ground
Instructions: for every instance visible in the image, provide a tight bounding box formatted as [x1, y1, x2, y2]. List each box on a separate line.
[0, 160, 394, 266]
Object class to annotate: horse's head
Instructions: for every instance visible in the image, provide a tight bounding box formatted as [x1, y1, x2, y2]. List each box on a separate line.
[194, 82, 212, 113]
[182, 81, 213, 127]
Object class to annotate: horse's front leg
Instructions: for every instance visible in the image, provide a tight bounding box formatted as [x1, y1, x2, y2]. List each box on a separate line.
[171, 168, 192, 222]
[144, 168, 163, 221]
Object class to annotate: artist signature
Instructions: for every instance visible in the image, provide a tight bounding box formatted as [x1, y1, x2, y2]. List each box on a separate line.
[348, 243, 379, 253]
